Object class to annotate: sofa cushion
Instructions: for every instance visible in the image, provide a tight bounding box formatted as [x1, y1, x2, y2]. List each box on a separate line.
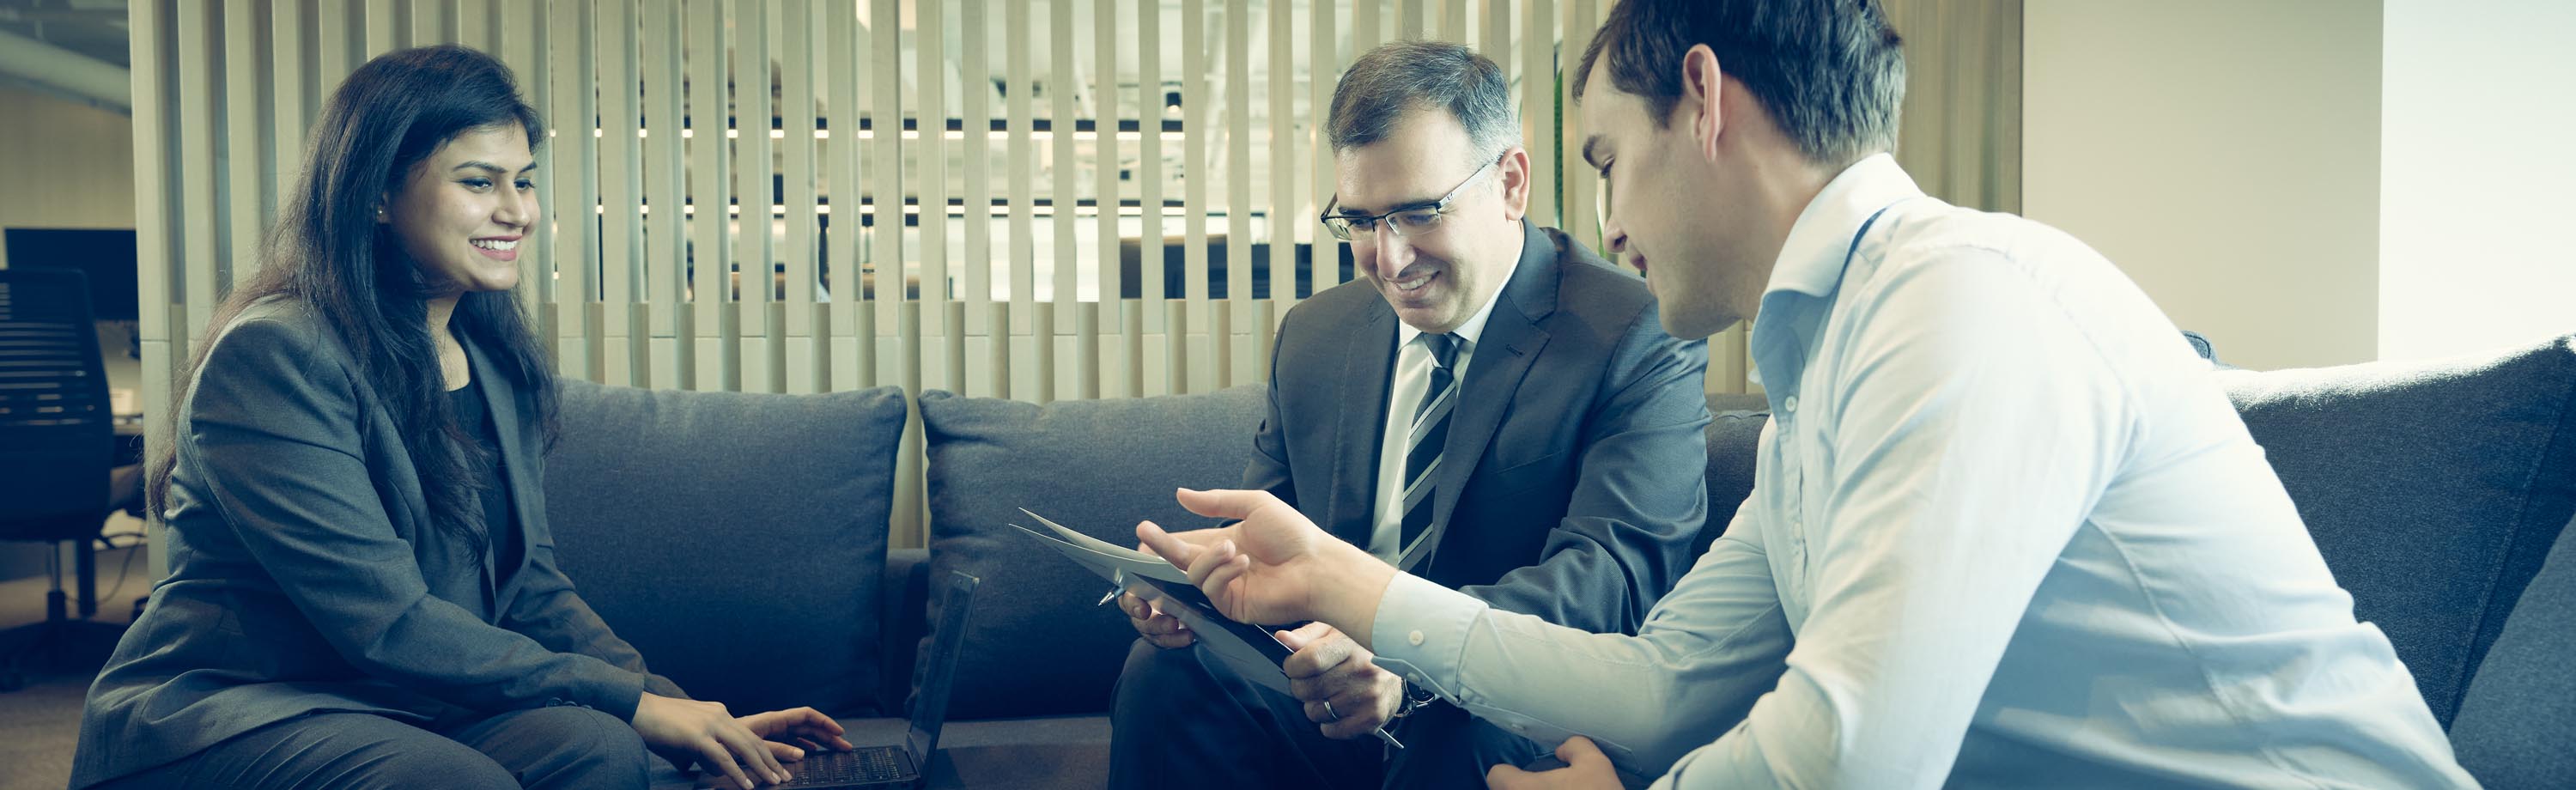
[545, 380, 909, 717]
[2219, 335, 2576, 726]
[1696, 402, 1768, 556]
[918, 386, 1267, 720]
[2448, 509, 2576, 789]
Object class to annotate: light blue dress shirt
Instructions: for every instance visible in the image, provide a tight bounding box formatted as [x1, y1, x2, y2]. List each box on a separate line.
[1369, 155, 2478, 788]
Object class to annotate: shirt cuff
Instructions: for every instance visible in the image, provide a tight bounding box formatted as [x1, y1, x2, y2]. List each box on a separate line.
[1368, 572, 1490, 703]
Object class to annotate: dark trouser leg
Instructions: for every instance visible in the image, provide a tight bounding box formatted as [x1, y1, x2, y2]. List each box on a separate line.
[1378, 704, 1550, 790]
[88, 712, 520, 790]
[441, 705, 652, 790]
[1108, 638, 1381, 790]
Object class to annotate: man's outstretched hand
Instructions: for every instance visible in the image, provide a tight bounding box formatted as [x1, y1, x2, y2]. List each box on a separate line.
[1133, 488, 1399, 645]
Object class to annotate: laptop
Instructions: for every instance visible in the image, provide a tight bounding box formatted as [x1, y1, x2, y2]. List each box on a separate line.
[713, 570, 979, 790]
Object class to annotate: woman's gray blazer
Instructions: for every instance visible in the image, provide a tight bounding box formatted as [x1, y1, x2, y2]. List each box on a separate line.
[70, 300, 684, 788]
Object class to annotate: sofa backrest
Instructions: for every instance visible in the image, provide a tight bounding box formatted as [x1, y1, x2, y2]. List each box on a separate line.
[2218, 336, 2576, 728]
[914, 386, 1269, 720]
[544, 380, 910, 717]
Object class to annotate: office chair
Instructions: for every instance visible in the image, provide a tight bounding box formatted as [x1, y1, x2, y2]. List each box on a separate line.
[0, 268, 131, 692]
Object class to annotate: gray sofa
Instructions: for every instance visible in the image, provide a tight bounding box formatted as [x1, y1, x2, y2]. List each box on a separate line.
[542, 333, 2576, 790]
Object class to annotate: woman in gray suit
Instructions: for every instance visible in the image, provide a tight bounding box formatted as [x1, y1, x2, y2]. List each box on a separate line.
[72, 46, 843, 790]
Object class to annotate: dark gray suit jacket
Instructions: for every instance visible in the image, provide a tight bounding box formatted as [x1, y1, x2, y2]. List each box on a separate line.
[1249, 222, 1711, 634]
[71, 300, 684, 789]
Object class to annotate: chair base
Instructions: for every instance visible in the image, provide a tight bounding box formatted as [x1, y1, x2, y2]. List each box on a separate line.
[0, 611, 127, 692]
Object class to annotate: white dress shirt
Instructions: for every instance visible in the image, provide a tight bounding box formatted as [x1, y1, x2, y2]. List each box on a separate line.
[1364, 249, 1522, 562]
[1367, 155, 2476, 788]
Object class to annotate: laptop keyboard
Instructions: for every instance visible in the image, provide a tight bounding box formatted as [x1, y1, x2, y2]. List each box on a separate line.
[775, 747, 908, 787]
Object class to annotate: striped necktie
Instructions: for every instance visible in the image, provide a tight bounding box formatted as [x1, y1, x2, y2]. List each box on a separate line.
[1397, 333, 1461, 571]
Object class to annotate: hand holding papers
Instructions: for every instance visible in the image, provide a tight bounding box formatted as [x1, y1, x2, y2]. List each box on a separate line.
[1010, 508, 1405, 750]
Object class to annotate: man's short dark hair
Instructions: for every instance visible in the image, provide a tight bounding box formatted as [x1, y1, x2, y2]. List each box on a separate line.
[1328, 40, 1522, 167]
[1575, 0, 1905, 166]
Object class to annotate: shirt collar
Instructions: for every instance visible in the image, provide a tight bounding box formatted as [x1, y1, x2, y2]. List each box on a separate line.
[1395, 226, 1524, 353]
[1760, 153, 1924, 302]
[1746, 153, 1923, 396]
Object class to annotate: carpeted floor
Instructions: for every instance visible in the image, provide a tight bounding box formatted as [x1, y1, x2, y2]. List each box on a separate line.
[0, 544, 145, 790]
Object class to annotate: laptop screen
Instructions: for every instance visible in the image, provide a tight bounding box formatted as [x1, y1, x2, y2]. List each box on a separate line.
[908, 570, 979, 763]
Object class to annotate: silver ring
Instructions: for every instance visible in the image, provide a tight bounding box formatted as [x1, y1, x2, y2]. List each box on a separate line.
[1321, 700, 1341, 722]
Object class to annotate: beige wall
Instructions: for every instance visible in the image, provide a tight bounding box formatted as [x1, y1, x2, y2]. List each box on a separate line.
[2022, 0, 2383, 371]
[2379, 0, 2576, 362]
[0, 83, 136, 267]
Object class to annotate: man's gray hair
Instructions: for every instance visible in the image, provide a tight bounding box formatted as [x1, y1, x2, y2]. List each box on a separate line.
[1327, 40, 1522, 167]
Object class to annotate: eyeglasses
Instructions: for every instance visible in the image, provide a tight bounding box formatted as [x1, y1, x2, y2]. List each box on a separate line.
[1319, 156, 1498, 241]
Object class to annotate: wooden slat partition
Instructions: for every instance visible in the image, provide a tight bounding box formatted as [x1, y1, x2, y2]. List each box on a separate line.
[125, 0, 1807, 556]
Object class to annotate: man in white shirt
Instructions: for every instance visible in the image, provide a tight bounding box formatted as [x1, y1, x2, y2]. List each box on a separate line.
[1133, 1, 2482, 788]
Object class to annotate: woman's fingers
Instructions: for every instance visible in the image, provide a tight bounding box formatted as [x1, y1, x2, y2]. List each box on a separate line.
[715, 723, 786, 785]
[695, 738, 755, 789]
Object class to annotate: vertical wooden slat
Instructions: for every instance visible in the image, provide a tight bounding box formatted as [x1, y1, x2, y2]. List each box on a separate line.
[1401, 0, 1425, 40]
[727, 0, 769, 389]
[781, 0, 820, 392]
[826, 0, 861, 361]
[599, 0, 644, 386]
[177, 0, 218, 340]
[1266, 0, 1294, 321]
[459, 0, 490, 49]
[1523, 0, 1554, 228]
[1445, 0, 1469, 43]
[1180, 0, 1207, 393]
[1310, 0, 1338, 294]
[1561, 0, 1596, 250]
[1005, 0, 1034, 343]
[365, 0, 395, 56]
[1049, 0, 1079, 357]
[866, 0, 902, 363]
[688, 0, 729, 389]
[318, 0, 352, 91]
[500, 0, 544, 319]
[1163, 299, 1188, 395]
[1092, 0, 1123, 368]
[132, 0, 173, 350]
[132, 0, 180, 578]
[273, 1, 307, 216]
[917, 0, 953, 392]
[1220, 0, 1249, 389]
[643, 0, 686, 389]
[222, 0, 264, 293]
[550, 0, 598, 379]
[960, 0, 993, 350]
[1136, 0, 1165, 339]
[412, 0, 444, 45]
[1483, 0, 1508, 106]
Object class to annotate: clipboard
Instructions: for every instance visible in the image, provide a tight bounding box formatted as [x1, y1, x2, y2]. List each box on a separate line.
[1008, 508, 1404, 749]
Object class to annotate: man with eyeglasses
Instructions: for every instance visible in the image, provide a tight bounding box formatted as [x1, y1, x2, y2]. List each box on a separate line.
[1135, 2, 2483, 789]
[1106, 40, 1716, 790]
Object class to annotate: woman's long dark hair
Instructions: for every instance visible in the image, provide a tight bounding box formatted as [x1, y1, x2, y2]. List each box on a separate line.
[147, 45, 557, 551]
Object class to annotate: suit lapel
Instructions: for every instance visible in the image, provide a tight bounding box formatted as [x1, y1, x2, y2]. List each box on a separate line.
[1327, 299, 1398, 546]
[1429, 222, 1559, 544]
[462, 335, 538, 598]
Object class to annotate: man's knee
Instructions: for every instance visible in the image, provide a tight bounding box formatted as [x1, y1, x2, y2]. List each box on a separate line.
[1114, 638, 1217, 720]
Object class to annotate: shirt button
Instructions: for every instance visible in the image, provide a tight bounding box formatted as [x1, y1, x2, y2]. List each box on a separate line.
[1407, 629, 1425, 647]
[1783, 395, 1800, 413]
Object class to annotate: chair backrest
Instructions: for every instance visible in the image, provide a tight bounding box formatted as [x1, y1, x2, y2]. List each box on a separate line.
[0, 267, 113, 524]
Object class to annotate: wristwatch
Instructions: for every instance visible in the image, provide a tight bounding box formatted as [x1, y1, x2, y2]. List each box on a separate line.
[1393, 680, 1440, 718]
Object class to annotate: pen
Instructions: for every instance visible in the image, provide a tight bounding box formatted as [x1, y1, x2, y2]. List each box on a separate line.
[1371, 726, 1405, 750]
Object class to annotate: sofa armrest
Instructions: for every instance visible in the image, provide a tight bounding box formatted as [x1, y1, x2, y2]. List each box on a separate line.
[881, 547, 933, 714]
